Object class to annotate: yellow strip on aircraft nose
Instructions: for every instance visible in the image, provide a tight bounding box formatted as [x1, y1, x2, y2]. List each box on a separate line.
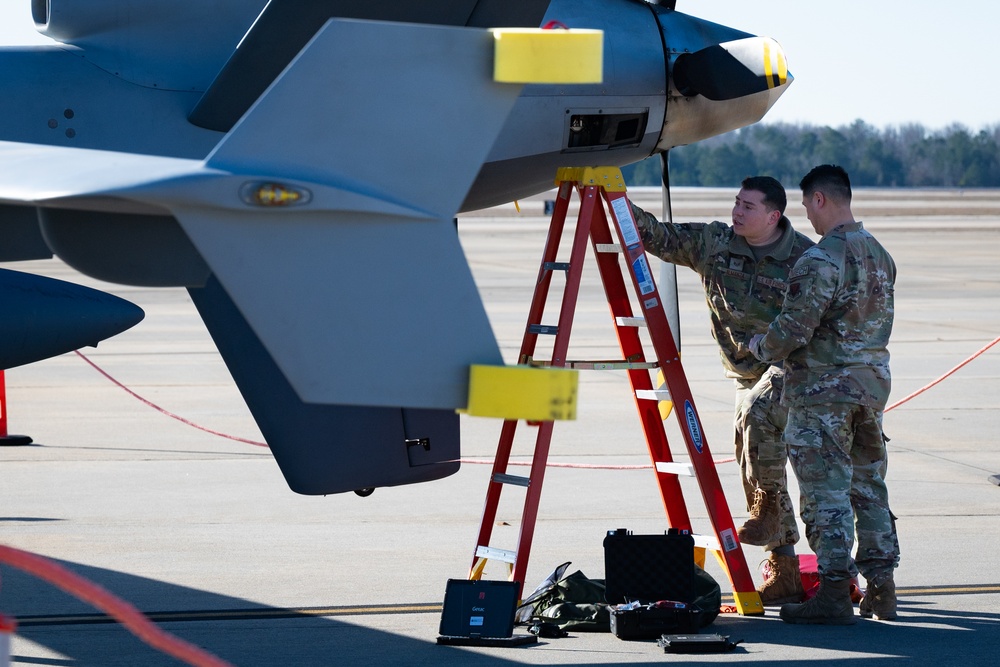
[762, 37, 788, 89]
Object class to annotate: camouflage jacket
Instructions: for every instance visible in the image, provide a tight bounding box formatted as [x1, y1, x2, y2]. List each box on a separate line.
[753, 222, 896, 408]
[631, 203, 814, 381]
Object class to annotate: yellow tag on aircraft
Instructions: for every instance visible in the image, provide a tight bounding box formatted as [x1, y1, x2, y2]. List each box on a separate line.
[492, 28, 603, 84]
[464, 364, 578, 421]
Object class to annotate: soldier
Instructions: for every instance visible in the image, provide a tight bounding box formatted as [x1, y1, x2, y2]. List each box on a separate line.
[630, 176, 814, 605]
[749, 165, 900, 624]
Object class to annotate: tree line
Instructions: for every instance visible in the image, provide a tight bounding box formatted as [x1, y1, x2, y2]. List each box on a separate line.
[622, 121, 1000, 188]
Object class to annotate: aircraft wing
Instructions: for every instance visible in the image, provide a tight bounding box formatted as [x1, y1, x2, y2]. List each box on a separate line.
[0, 19, 523, 411]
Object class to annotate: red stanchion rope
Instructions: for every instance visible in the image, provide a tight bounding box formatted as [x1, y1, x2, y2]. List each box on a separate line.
[885, 335, 1000, 412]
[0, 544, 233, 667]
[73, 351, 267, 448]
[72, 334, 1000, 464]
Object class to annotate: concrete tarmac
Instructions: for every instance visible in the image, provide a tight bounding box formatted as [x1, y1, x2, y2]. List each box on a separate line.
[2, 187, 999, 665]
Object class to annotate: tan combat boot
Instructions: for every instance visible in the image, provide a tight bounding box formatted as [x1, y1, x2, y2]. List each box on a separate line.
[758, 553, 805, 605]
[780, 576, 856, 625]
[737, 489, 780, 546]
[859, 577, 897, 620]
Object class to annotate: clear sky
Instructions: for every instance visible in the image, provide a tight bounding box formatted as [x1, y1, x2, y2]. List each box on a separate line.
[2, 0, 996, 132]
[693, 0, 999, 131]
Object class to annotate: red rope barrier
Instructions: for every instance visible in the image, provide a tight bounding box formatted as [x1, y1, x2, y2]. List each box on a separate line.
[73, 351, 267, 448]
[0, 544, 233, 667]
[886, 335, 1000, 412]
[74, 333, 1000, 462]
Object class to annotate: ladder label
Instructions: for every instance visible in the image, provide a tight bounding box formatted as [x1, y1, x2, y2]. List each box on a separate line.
[610, 197, 640, 246]
[720, 528, 739, 552]
[630, 255, 656, 295]
[684, 400, 704, 453]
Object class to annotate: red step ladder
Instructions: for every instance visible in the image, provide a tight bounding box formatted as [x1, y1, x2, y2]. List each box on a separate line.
[468, 167, 763, 615]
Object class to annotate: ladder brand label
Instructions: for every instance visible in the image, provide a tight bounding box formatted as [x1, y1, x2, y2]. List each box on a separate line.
[684, 400, 704, 453]
[631, 255, 655, 295]
[612, 198, 641, 246]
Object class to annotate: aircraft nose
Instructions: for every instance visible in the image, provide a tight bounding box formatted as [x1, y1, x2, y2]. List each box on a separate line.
[0, 269, 145, 370]
[655, 33, 793, 152]
[673, 36, 791, 102]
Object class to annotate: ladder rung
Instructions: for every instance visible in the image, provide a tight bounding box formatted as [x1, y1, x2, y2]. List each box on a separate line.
[693, 534, 723, 553]
[615, 316, 646, 327]
[528, 324, 559, 335]
[475, 545, 517, 564]
[636, 388, 671, 401]
[492, 472, 530, 487]
[655, 461, 694, 477]
[543, 261, 571, 272]
[595, 243, 621, 253]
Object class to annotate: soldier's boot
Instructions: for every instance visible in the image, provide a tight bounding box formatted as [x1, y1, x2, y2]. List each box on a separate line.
[780, 576, 857, 625]
[737, 489, 780, 546]
[859, 576, 897, 620]
[758, 553, 805, 606]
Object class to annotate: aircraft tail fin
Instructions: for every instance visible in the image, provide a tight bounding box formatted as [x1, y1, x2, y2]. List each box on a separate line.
[189, 275, 460, 495]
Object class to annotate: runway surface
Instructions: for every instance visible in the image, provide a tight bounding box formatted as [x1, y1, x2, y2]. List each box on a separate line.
[2, 187, 999, 665]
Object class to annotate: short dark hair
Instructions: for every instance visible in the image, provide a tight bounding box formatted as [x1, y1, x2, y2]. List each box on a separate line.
[800, 164, 852, 203]
[741, 176, 786, 214]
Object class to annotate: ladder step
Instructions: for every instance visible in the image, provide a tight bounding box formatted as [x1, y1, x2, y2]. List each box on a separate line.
[543, 261, 571, 272]
[528, 324, 559, 335]
[655, 461, 694, 477]
[636, 388, 671, 401]
[692, 534, 723, 553]
[475, 545, 517, 564]
[595, 243, 622, 253]
[615, 316, 646, 327]
[493, 472, 530, 487]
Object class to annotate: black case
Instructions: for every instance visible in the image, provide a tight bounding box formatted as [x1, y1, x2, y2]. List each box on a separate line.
[658, 633, 739, 653]
[603, 528, 697, 640]
[603, 528, 695, 604]
[610, 606, 704, 639]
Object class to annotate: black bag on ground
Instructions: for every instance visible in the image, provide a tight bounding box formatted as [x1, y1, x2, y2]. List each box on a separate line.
[514, 563, 610, 632]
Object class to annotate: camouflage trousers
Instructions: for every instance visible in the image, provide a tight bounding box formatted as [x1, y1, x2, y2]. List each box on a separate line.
[784, 402, 900, 583]
[734, 366, 799, 551]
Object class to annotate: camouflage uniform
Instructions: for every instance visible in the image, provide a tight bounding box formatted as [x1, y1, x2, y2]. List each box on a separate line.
[631, 204, 813, 550]
[751, 222, 899, 583]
